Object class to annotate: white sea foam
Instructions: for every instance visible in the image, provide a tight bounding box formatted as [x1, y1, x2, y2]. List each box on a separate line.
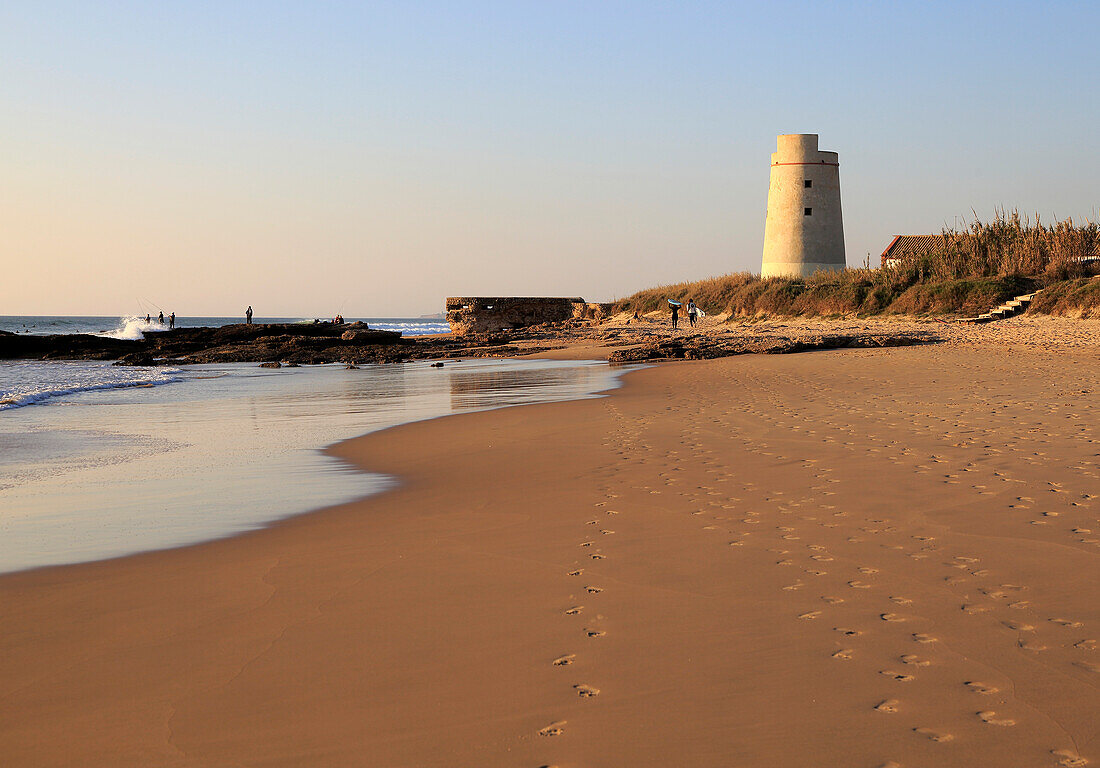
[0, 361, 183, 411]
[98, 315, 170, 340]
[370, 321, 450, 334]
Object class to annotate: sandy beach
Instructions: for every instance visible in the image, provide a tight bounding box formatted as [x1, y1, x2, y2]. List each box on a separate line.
[2, 320, 1098, 767]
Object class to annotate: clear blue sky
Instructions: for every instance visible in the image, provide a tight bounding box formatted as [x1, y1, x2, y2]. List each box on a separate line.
[2, 1, 1097, 316]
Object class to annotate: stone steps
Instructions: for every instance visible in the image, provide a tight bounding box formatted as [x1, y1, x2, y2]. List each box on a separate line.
[961, 290, 1040, 324]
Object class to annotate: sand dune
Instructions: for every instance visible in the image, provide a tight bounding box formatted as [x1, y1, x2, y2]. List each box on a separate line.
[0, 332, 1097, 767]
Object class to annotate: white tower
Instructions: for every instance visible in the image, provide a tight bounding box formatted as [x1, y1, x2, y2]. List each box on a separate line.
[761, 134, 846, 278]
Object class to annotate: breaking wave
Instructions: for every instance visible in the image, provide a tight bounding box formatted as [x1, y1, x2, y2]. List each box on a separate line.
[0, 361, 183, 411]
[98, 315, 171, 340]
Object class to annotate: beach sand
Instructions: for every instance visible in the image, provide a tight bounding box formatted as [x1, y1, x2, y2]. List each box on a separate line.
[1, 327, 1098, 767]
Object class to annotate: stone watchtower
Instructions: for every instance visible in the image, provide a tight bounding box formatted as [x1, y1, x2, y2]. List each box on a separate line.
[761, 134, 846, 278]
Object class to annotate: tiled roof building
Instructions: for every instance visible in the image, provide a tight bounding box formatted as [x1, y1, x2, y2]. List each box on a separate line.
[879, 235, 947, 267]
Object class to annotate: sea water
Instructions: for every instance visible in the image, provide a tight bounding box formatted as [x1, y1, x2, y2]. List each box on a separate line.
[0, 315, 449, 411]
[0, 358, 623, 574]
[0, 315, 450, 341]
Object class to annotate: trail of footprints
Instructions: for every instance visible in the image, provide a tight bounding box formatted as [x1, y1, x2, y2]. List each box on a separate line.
[683, 367, 1096, 762]
[539, 407, 639, 745]
[538, 366, 1098, 764]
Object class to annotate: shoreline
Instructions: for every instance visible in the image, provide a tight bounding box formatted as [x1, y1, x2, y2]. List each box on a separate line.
[1, 333, 1097, 766]
[0, 357, 621, 576]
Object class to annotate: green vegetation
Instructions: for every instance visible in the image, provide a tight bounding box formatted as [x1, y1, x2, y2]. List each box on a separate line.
[614, 212, 1099, 319]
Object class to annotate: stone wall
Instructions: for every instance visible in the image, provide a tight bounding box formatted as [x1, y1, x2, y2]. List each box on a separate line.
[446, 296, 589, 334]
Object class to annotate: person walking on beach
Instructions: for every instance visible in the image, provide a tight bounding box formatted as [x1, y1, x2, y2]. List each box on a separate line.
[245, 306, 253, 325]
[670, 302, 679, 329]
[687, 299, 698, 328]
[169, 312, 175, 329]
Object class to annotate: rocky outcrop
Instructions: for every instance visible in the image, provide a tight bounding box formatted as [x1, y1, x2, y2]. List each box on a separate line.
[607, 332, 932, 363]
[0, 322, 409, 365]
[0, 329, 141, 360]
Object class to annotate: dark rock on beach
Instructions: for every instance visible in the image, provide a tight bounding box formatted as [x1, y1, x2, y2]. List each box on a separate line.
[607, 332, 931, 363]
[0, 316, 943, 368]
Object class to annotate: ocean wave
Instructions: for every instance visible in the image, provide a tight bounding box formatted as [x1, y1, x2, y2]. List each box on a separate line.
[370, 322, 450, 334]
[97, 315, 171, 340]
[0, 362, 184, 411]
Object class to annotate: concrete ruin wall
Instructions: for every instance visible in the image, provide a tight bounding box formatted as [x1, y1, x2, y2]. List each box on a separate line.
[446, 296, 606, 334]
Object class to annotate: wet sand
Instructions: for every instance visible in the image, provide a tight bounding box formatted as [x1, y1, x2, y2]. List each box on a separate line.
[1, 330, 1098, 767]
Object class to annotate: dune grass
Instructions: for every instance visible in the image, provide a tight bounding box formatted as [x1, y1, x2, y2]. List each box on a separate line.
[614, 212, 1099, 318]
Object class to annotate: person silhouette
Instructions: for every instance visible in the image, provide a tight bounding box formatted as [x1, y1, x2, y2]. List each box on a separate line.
[246, 306, 253, 325]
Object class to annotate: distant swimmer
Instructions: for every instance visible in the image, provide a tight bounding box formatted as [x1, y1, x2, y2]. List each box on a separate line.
[687, 299, 698, 328]
[246, 306, 253, 325]
[169, 312, 175, 329]
[158, 311, 164, 324]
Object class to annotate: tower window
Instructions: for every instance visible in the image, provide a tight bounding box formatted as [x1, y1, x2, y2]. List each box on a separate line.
[804, 179, 812, 188]
[804, 208, 812, 216]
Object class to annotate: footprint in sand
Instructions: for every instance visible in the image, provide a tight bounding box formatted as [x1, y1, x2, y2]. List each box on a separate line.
[1051, 618, 1084, 628]
[1003, 620, 1035, 632]
[890, 596, 913, 606]
[858, 567, 879, 574]
[586, 629, 605, 638]
[590, 553, 605, 560]
[822, 596, 844, 605]
[573, 684, 600, 698]
[538, 721, 566, 737]
[1019, 639, 1047, 652]
[798, 610, 822, 620]
[1074, 639, 1098, 651]
[874, 699, 900, 713]
[568, 569, 584, 576]
[832, 649, 854, 660]
[1052, 749, 1089, 766]
[913, 727, 953, 743]
[1074, 661, 1100, 673]
[552, 654, 576, 666]
[782, 582, 804, 591]
[585, 586, 603, 594]
[977, 710, 1015, 726]
[580, 541, 595, 548]
[564, 606, 583, 615]
[900, 655, 930, 666]
[835, 627, 862, 637]
[848, 580, 872, 589]
[880, 670, 915, 682]
[965, 681, 998, 694]
[881, 613, 906, 623]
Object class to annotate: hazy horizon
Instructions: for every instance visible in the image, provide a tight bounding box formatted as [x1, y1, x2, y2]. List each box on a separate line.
[3, 1, 1098, 317]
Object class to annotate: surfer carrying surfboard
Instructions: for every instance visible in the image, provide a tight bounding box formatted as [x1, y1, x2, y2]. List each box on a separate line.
[669, 300, 680, 329]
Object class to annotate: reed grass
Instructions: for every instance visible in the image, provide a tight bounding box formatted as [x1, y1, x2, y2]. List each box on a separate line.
[614, 211, 1099, 318]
